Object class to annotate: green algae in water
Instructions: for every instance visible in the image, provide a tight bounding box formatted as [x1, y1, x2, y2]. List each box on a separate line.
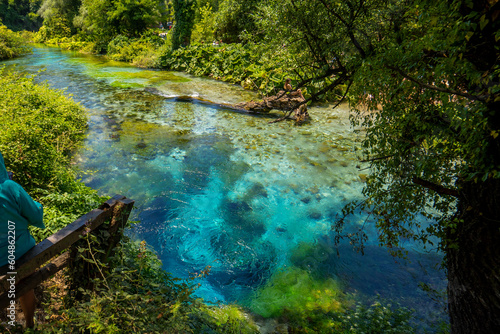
[203, 305, 259, 334]
[290, 241, 335, 274]
[249, 267, 345, 318]
[94, 69, 191, 82]
[97, 70, 191, 88]
[68, 54, 190, 88]
[115, 119, 192, 154]
[110, 81, 145, 89]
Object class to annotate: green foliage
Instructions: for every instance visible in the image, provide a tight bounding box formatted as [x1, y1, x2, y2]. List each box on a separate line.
[35, 238, 259, 333]
[196, 0, 220, 15]
[0, 23, 31, 59]
[190, 3, 215, 44]
[252, 0, 499, 252]
[32, 189, 104, 242]
[160, 43, 299, 96]
[248, 0, 353, 102]
[44, 237, 200, 332]
[107, 0, 162, 37]
[37, 0, 81, 35]
[35, 33, 101, 53]
[213, 0, 262, 43]
[106, 34, 131, 57]
[107, 31, 167, 68]
[35, 0, 80, 41]
[339, 0, 499, 254]
[33, 15, 71, 42]
[172, 0, 196, 49]
[0, 69, 105, 251]
[0, 69, 87, 192]
[0, 0, 43, 31]
[73, 0, 162, 53]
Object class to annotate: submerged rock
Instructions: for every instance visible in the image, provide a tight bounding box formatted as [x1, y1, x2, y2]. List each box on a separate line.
[275, 226, 287, 233]
[308, 211, 323, 220]
[136, 141, 147, 149]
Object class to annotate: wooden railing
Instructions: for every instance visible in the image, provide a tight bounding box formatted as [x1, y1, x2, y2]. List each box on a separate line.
[0, 195, 134, 308]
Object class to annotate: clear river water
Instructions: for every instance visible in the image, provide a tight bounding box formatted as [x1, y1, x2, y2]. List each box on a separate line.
[2, 46, 447, 330]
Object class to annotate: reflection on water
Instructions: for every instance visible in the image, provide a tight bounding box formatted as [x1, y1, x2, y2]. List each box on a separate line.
[2, 46, 447, 330]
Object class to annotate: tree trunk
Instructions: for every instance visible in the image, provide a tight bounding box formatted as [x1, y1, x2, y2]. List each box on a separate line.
[447, 179, 500, 333]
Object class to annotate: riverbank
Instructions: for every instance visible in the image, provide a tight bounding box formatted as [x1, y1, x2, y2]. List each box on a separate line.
[34, 31, 344, 105]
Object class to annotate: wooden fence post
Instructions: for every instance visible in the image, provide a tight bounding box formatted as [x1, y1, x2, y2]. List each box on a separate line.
[0, 195, 135, 308]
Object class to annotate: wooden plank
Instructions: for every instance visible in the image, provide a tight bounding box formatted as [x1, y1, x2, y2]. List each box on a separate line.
[99, 194, 127, 210]
[0, 196, 131, 293]
[108, 198, 135, 236]
[104, 198, 135, 260]
[0, 252, 71, 308]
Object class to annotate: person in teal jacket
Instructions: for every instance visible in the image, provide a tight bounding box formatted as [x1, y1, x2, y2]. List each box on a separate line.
[0, 151, 45, 328]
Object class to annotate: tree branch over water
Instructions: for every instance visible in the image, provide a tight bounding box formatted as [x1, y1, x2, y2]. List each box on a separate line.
[412, 177, 459, 198]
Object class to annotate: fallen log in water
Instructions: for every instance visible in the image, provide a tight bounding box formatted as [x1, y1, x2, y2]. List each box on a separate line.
[145, 87, 309, 123]
[233, 90, 309, 123]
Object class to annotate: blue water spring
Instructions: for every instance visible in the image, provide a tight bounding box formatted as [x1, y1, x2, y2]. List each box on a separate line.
[2, 46, 447, 330]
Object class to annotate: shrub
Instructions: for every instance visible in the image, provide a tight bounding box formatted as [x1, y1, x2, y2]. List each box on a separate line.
[0, 69, 103, 245]
[160, 43, 288, 96]
[35, 238, 259, 333]
[0, 69, 87, 193]
[33, 16, 72, 43]
[107, 32, 167, 68]
[0, 24, 31, 60]
[191, 4, 216, 44]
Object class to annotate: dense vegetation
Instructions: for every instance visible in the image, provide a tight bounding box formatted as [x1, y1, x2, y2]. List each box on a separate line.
[2, 0, 499, 332]
[0, 0, 43, 32]
[252, 1, 498, 333]
[0, 24, 32, 60]
[0, 68, 101, 239]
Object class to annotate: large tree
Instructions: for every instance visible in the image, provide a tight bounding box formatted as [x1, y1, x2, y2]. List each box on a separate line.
[256, 0, 500, 332]
[0, 0, 43, 31]
[171, 0, 196, 49]
[38, 0, 81, 34]
[75, 0, 161, 43]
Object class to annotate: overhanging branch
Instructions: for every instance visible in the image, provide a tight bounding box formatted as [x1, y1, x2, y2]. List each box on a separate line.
[386, 65, 486, 102]
[359, 155, 393, 162]
[412, 177, 459, 197]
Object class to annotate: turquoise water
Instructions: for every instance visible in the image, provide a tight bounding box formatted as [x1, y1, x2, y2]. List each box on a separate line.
[3, 46, 447, 329]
